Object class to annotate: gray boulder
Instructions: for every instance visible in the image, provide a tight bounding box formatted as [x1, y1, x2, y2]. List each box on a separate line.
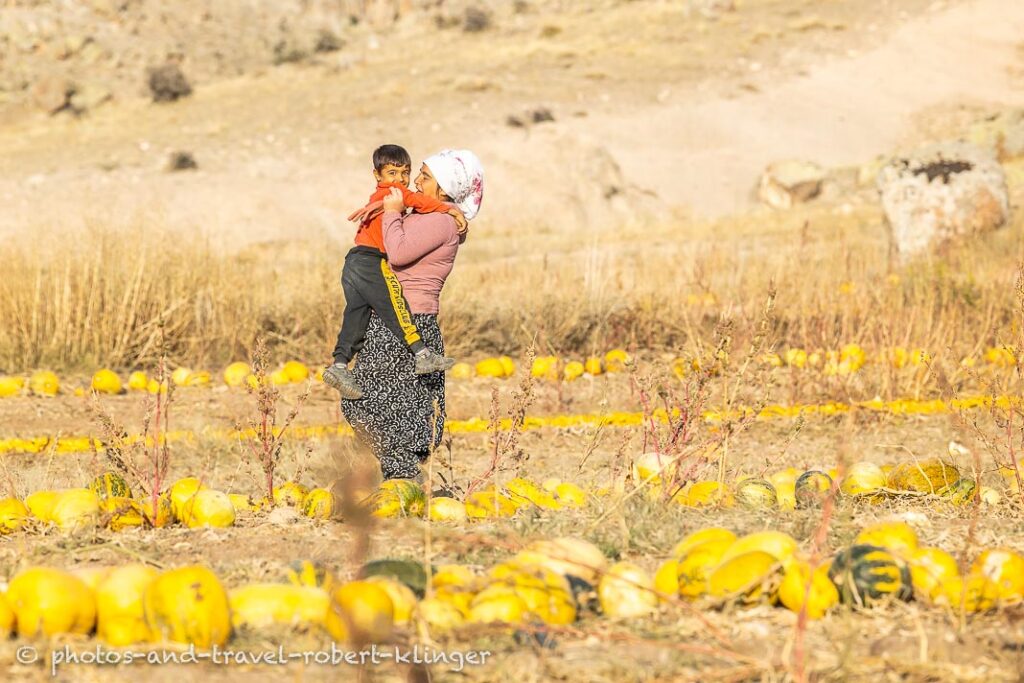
[877, 142, 1010, 258]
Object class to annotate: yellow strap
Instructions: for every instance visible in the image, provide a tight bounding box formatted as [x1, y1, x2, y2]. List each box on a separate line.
[380, 259, 421, 346]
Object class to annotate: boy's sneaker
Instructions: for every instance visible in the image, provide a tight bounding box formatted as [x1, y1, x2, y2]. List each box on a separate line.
[414, 349, 456, 375]
[322, 363, 364, 399]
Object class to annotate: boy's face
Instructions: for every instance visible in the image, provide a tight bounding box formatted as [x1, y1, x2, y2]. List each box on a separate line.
[374, 163, 411, 187]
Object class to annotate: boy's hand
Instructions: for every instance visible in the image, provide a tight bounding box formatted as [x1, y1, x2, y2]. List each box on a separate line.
[382, 187, 406, 213]
[348, 200, 384, 224]
[449, 207, 468, 235]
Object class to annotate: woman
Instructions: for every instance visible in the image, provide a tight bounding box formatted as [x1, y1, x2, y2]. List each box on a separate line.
[341, 149, 484, 480]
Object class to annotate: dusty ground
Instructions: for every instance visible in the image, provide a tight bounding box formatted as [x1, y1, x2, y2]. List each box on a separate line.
[1, 0, 1023, 253]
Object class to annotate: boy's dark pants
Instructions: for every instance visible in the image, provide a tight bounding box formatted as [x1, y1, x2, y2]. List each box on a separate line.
[332, 246, 425, 364]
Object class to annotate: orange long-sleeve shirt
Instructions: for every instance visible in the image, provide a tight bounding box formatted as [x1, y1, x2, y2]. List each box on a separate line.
[354, 182, 449, 253]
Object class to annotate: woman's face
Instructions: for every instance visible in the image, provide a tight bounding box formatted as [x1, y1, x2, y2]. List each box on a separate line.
[414, 164, 448, 201]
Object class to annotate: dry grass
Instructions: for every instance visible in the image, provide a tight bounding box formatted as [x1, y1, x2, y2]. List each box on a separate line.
[2, 202, 1024, 397]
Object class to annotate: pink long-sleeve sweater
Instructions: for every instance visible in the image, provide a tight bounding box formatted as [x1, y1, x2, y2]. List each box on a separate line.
[381, 208, 460, 315]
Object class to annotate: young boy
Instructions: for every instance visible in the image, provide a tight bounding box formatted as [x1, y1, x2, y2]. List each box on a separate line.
[323, 145, 465, 399]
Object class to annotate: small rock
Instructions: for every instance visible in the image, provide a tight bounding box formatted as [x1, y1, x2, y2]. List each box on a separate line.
[758, 160, 826, 209]
[506, 115, 525, 128]
[30, 75, 72, 114]
[272, 38, 307, 65]
[167, 151, 198, 172]
[464, 7, 492, 32]
[147, 63, 192, 103]
[531, 107, 554, 123]
[314, 29, 344, 53]
[267, 506, 300, 525]
[877, 142, 1010, 258]
[69, 82, 112, 113]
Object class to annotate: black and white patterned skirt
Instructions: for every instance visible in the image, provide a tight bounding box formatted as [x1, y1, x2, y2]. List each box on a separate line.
[341, 312, 446, 480]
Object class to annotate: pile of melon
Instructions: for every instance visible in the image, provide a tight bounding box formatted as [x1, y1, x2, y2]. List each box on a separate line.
[632, 453, 1009, 511]
[1, 523, 1021, 650]
[655, 521, 1024, 618]
[1, 455, 1018, 538]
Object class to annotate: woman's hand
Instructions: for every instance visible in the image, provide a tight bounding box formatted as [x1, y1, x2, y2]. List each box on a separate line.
[382, 187, 406, 213]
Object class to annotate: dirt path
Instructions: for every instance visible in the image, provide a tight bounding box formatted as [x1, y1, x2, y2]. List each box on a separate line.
[593, 0, 1024, 216]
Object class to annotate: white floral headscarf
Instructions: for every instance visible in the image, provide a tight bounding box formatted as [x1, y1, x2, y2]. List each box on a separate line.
[422, 149, 484, 221]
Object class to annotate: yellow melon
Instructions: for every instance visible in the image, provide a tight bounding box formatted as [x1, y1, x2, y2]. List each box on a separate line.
[506, 477, 562, 510]
[144, 566, 231, 649]
[25, 489, 61, 521]
[563, 361, 585, 381]
[522, 537, 608, 583]
[127, 371, 149, 391]
[467, 584, 528, 624]
[654, 559, 680, 600]
[676, 538, 733, 599]
[498, 356, 516, 377]
[180, 489, 236, 529]
[282, 360, 310, 383]
[584, 357, 604, 375]
[29, 370, 60, 396]
[301, 488, 335, 519]
[489, 565, 576, 625]
[0, 376, 24, 397]
[7, 567, 97, 637]
[734, 479, 778, 509]
[465, 488, 520, 518]
[51, 488, 101, 532]
[708, 551, 779, 603]
[887, 460, 960, 494]
[415, 597, 465, 631]
[140, 493, 173, 528]
[96, 564, 159, 645]
[170, 367, 192, 386]
[0, 497, 29, 534]
[604, 349, 630, 372]
[428, 497, 467, 522]
[273, 481, 310, 508]
[970, 549, 1024, 602]
[670, 527, 737, 560]
[326, 580, 394, 643]
[185, 370, 211, 387]
[777, 559, 838, 619]
[363, 577, 417, 625]
[840, 462, 887, 498]
[531, 356, 559, 380]
[100, 497, 146, 532]
[223, 362, 251, 387]
[598, 562, 657, 617]
[719, 531, 798, 565]
[228, 583, 330, 630]
[91, 369, 123, 395]
[908, 547, 960, 602]
[169, 477, 206, 520]
[450, 362, 473, 379]
[854, 521, 919, 558]
[474, 358, 506, 378]
[684, 481, 734, 507]
[0, 592, 13, 638]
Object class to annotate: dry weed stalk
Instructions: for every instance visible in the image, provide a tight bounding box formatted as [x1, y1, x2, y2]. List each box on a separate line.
[465, 347, 537, 496]
[88, 354, 174, 526]
[237, 338, 309, 502]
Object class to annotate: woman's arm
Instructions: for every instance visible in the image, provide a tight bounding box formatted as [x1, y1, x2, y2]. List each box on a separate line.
[382, 211, 454, 267]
